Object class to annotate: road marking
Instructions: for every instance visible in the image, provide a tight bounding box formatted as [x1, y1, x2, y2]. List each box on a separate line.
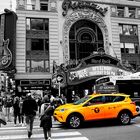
[53, 137, 89, 140]
[0, 131, 84, 140]
[0, 125, 60, 130]
[0, 119, 89, 140]
[135, 124, 140, 128]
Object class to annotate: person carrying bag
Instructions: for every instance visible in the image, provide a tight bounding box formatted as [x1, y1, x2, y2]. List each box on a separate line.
[0, 109, 7, 125]
[0, 97, 6, 126]
[40, 100, 54, 140]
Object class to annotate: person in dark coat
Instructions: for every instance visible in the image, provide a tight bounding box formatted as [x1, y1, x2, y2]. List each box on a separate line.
[13, 96, 21, 126]
[22, 93, 38, 138]
[40, 98, 54, 140]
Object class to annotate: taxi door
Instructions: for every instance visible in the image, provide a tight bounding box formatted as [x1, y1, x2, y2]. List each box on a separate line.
[103, 95, 124, 118]
[82, 96, 105, 121]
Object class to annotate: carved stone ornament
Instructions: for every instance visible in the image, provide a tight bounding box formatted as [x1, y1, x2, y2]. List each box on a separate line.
[63, 9, 109, 63]
[17, 0, 25, 9]
[62, 0, 108, 16]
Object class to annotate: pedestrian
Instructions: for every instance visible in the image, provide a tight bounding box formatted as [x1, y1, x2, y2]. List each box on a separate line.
[19, 96, 25, 126]
[0, 96, 3, 112]
[4, 95, 13, 122]
[13, 96, 21, 126]
[40, 98, 54, 140]
[22, 93, 38, 138]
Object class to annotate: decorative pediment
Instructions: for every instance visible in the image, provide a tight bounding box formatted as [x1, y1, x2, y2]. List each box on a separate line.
[62, 0, 108, 16]
[79, 49, 120, 67]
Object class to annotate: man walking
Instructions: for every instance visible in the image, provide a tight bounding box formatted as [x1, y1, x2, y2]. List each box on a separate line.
[22, 93, 38, 138]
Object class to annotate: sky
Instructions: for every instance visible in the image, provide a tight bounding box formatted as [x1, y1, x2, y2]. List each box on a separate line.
[0, 0, 16, 13]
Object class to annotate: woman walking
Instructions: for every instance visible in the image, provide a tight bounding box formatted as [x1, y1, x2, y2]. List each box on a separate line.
[13, 96, 21, 126]
[40, 98, 54, 140]
[19, 96, 25, 126]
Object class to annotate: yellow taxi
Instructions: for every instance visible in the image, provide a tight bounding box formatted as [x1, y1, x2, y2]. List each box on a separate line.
[53, 93, 138, 128]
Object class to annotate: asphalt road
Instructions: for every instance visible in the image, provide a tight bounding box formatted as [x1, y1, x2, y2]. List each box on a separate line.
[77, 116, 140, 140]
[0, 116, 140, 140]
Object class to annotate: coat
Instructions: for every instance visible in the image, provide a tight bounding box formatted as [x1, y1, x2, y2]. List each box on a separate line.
[40, 103, 54, 128]
[22, 97, 38, 116]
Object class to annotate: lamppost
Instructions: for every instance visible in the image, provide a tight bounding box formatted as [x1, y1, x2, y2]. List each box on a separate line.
[56, 75, 64, 97]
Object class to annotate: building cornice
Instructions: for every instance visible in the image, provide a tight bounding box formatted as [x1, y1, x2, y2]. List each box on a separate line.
[86, 0, 140, 7]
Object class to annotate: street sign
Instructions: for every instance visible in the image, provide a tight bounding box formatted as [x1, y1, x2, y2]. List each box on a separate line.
[57, 74, 64, 83]
[52, 72, 66, 89]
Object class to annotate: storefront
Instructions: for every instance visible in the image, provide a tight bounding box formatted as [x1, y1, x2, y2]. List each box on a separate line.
[52, 49, 133, 102]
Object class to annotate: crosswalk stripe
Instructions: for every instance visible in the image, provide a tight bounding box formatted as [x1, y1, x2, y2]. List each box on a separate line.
[135, 124, 140, 128]
[0, 128, 42, 134]
[0, 132, 82, 140]
[0, 119, 89, 140]
[0, 125, 60, 130]
[53, 137, 89, 140]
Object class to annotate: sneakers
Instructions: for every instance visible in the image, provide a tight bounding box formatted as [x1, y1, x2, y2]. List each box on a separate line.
[21, 123, 25, 127]
[28, 131, 32, 138]
[48, 137, 51, 140]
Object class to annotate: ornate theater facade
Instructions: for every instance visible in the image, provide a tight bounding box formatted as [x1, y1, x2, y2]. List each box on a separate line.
[15, 0, 140, 99]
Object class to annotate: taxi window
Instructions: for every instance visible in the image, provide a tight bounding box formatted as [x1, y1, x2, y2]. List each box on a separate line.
[88, 96, 104, 105]
[73, 96, 91, 105]
[104, 96, 116, 103]
[104, 96, 125, 103]
[113, 96, 125, 102]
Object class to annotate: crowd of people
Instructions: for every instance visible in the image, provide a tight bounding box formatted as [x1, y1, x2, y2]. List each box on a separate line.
[0, 93, 66, 140]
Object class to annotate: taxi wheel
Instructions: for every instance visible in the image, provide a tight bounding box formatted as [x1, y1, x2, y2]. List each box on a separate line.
[119, 112, 131, 125]
[67, 115, 82, 128]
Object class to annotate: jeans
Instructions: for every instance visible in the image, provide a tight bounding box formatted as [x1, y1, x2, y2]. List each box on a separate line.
[14, 113, 21, 124]
[43, 127, 51, 140]
[25, 115, 35, 133]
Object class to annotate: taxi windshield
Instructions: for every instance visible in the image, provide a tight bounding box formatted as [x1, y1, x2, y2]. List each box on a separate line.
[73, 96, 91, 105]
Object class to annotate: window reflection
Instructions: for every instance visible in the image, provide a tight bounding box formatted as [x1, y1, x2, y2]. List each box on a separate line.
[26, 18, 49, 73]
[40, 0, 48, 11]
[128, 7, 136, 18]
[120, 43, 139, 54]
[117, 6, 124, 17]
[26, 60, 49, 72]
[26, 18, 49, 31]
[119, 24, 138, 35]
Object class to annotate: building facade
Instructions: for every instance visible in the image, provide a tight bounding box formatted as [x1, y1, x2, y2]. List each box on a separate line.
[15, 0, 140, 97]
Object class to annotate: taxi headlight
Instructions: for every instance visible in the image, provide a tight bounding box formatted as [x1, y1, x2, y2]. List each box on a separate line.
[59, 108, 68, 112]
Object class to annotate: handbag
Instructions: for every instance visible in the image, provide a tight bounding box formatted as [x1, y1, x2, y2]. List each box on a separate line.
[0, 111, 7, 125]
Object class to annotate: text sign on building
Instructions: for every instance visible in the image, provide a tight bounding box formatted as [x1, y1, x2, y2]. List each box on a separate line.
[68, 65, 132, 84]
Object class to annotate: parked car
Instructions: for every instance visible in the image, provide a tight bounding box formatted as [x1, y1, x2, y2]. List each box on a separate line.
[53, 93, 138, 128]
